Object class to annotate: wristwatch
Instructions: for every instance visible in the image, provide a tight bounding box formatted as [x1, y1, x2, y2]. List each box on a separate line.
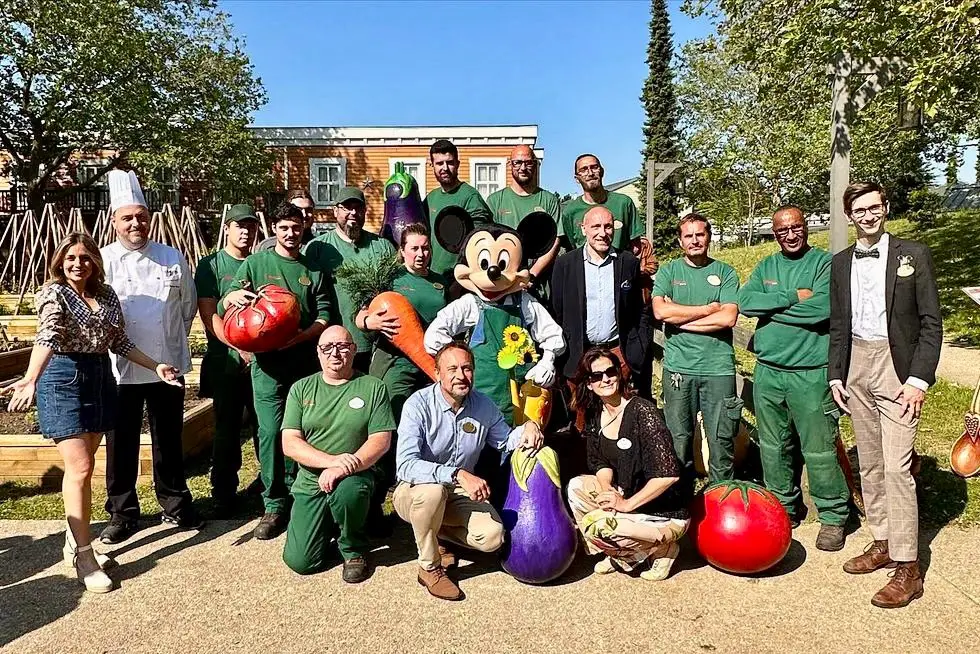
[450, 468, 460, 486]
[527, 273, 538, 286]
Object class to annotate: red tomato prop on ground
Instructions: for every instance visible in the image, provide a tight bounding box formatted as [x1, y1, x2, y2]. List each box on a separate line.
[223, 285, 301, 353]
[691, 480, 791, 574]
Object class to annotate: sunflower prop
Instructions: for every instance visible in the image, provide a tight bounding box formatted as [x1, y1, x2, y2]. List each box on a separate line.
[496, 326, 551, 427]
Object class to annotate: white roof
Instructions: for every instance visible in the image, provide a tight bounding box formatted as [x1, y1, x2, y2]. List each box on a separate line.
[251, 125, 539, 147]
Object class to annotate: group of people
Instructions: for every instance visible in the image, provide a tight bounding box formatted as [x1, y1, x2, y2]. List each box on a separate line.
[4, 139, 941, 611]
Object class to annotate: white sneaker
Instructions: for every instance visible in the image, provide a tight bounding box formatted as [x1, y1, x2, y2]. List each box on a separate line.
[640, 543, 680, 581]
[74, 546, 114, 593]
[593, 557, 617, 574]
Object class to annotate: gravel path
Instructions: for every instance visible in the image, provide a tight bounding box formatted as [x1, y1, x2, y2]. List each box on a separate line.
[2, 519, 978, 653]
[938, 341, 980, 389]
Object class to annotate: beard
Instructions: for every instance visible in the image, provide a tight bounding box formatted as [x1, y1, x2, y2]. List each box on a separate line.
[342, 221, 362, 241]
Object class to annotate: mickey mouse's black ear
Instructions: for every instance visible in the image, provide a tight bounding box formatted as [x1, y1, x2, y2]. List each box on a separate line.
[517, 211, 557, 260]
[434, 206, 474, 254]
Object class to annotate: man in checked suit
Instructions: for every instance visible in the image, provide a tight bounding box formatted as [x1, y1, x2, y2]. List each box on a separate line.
[828, 181, 942, 609]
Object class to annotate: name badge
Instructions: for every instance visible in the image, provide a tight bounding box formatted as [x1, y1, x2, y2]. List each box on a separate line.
[616, 438, 632, 450]
[348, 397, 365, 409]
[707, 274, 722, 287]
[461, 419, 478, 434]
[896, 254, 915, 278]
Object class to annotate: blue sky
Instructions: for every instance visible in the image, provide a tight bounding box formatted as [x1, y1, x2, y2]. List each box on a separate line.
[222, 0, 976, 194]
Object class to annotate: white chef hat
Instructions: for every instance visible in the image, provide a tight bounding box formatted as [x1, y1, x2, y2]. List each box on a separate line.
[108, 169, 148, 213]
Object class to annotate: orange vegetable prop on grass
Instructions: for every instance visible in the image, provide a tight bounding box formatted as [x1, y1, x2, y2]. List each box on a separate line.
[335, 253, 436, 381]
[951, 378, 980, 478]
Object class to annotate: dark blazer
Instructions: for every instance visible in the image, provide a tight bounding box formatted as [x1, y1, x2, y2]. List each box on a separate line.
[828, 235, 942, 386]
[551, 247, 653, 378]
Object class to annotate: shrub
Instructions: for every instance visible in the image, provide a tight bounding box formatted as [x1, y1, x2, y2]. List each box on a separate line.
[905, 188, 944, 228]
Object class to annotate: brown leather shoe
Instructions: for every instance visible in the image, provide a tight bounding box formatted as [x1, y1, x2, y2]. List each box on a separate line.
[417, 566, 463, 601]
[438, 543, 456, 569]
[871, 561, 924, 609]
[843, 540, 896, 574]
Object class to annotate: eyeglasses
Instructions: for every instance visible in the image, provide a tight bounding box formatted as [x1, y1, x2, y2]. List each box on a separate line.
[317, 342, 354, 355]
[335, 204, 363, 215]
[849, 203, 886, 219]
[576, 164, 601, 175]
[587, 366, 619, 384]
[773, 224, 806, 238]
[511, 160, 537, 169]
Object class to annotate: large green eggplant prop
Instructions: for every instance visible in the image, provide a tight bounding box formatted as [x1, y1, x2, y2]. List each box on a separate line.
[500, 446, 578, 584]
[381, 162, 426, 247]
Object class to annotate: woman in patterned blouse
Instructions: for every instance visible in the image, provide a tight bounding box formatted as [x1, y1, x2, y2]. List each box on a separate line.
[4, 233, 181, 594]
[566, 346, 692, 582]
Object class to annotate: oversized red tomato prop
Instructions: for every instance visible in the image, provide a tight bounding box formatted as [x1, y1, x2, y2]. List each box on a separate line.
[223, 284, 301, 353]
[691, 480, 791, 575]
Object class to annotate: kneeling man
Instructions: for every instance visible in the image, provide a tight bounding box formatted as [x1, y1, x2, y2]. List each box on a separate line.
[281, 326, 395, 583]
[394, 341, 543, 601]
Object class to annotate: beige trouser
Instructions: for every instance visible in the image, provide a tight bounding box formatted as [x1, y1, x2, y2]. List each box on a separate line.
[567, 475, 688, 572]
[846, 339, 919, 561]
[392, 482, 505, 571]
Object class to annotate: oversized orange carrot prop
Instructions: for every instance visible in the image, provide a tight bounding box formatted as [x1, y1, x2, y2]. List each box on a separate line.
[365, 291, 435, 381]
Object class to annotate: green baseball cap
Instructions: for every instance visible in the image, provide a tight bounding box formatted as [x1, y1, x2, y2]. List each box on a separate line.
[224, 203, 259, 224]
[335, 187, 366, 206]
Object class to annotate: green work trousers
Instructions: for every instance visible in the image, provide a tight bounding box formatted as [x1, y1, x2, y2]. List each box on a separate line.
[252, 350, 316, 515]
[663, 370, 741, 482]
[753, 364, 850, 526]
[207, 359, 254, 499]
[368, 349, 429, 514]
[282, 471, 375, 573]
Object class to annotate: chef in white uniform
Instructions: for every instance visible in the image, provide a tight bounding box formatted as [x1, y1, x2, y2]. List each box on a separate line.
[99, 169, 202, 544]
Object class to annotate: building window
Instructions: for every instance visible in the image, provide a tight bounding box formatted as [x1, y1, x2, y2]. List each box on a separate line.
[76, 159, 109, 187]
[309, 157, 347, 207]
[388, 158, 426, 196]
[470, 158, 507, 198]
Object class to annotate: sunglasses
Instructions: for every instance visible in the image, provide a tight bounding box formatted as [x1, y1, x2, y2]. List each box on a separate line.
[317, 342, 354, 355]
[588, 366, 619, 384]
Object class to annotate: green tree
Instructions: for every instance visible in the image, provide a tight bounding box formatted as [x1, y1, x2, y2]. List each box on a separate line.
[0, 0, 272, 216]
[677, 31, 929, 230]
[946, 149, 961, 186]
[638, 0, 682, 255]
[685, 0, 980, 153]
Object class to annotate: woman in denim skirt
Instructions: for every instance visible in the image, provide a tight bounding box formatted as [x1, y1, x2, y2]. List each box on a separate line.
[4, 233, 182, 593]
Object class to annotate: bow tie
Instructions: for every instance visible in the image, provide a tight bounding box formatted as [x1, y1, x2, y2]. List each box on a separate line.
[854, 249, 880, 259]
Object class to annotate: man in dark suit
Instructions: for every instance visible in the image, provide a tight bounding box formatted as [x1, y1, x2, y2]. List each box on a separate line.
[829, 181, 942, 609]
[552, 206, 653, 414]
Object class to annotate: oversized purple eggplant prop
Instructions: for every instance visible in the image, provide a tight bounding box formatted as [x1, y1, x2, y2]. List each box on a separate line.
[500, 446, 578, 584]
[380, 162, 426, 247]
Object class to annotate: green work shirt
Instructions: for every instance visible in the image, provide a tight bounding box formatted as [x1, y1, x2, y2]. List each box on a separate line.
[737, 246, 832, 370]
[228, 250, 331, 357]
[486, 186, 561, 230]
[423, 182, 492, 277]
[304, 230, 396, 353]
[559, 191, 644, 251]
[391, 268, 449, 325]
[652, 257, 739, 376]
[283, 372, 396, 496]
[194, 249, 247, 363]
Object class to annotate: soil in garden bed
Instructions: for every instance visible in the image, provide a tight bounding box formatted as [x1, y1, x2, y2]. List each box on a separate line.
[0, 385, 206, 436]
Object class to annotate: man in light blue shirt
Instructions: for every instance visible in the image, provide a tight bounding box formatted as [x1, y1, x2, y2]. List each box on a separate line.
[393, 341, 543, 601]
[583, 242, 618, 345]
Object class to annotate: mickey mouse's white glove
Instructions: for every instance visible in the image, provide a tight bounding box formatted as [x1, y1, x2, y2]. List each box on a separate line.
[525, 351, 557, 388]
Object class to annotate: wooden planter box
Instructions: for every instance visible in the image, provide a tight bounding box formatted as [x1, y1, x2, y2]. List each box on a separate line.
[0, 399, 214, 488]
[0, 347, 31, 379]
[0, 314, 208, 339]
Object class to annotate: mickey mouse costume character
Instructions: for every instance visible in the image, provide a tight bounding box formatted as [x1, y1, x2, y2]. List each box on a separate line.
[424, 209, 565, 426]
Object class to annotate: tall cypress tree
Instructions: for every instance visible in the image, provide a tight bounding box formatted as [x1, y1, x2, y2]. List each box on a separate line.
[638, 0, 681, 256]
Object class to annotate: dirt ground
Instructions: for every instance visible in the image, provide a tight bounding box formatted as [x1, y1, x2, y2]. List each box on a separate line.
[1, 519, 978, 654]
[0, 385, 205, 435]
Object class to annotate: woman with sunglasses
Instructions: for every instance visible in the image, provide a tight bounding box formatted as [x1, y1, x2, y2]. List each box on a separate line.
[566, 347, 691, 581]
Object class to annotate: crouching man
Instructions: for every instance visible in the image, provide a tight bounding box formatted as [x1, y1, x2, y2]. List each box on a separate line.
[394, 341, 543, 601]
[281, 326, 395, 583]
